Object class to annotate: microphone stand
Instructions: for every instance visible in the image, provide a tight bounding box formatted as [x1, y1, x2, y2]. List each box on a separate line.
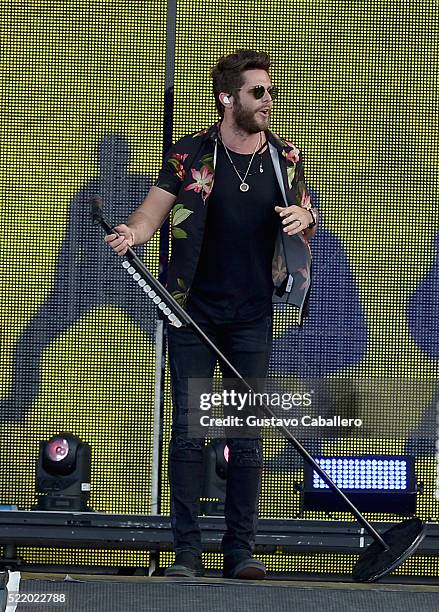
[91, 197, 426, 582]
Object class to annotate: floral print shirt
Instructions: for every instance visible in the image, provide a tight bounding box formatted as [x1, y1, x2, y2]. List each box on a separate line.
[155, 122, 317, 323]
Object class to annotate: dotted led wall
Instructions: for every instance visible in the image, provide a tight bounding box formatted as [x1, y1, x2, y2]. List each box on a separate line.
[0, 1, 167, 567]
[161, 0, 439, 576]
[0, 0, 438, 576]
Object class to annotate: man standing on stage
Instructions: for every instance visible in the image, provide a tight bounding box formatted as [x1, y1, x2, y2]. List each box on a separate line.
[105, 49, 318, 579]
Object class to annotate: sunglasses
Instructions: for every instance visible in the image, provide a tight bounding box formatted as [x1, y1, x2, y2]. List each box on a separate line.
[237, 85, 279, 100]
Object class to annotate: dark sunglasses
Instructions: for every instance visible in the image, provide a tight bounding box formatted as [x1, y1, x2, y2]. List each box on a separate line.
[238, 85, 279, 100]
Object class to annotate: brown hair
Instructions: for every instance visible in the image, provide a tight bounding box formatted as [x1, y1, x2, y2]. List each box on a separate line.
[211, 50, 271, 116]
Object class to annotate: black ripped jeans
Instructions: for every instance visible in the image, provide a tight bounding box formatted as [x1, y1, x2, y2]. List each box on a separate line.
[167, 312, 272, 559]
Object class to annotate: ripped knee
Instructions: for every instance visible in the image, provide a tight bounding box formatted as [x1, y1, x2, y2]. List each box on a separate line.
[227, 438, 263, 468]
[169, 433, 204, 462]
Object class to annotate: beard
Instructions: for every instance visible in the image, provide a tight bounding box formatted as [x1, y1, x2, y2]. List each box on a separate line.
[233, 99, 270, 134]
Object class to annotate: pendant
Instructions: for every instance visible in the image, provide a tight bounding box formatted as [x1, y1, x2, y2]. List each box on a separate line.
[240, 182, 249, 192]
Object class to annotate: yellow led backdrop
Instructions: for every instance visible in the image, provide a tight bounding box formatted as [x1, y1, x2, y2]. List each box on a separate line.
[159, 0, 439, 575]
[0, 0, 438, 576]
[0, 1, 167, 567]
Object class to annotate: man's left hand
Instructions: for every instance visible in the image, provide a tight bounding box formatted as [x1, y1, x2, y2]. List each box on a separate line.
[274, 205, 314, 236]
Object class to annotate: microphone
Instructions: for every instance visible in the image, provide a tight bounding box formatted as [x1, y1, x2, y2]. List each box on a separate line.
[90, 196, 187, 328]
[90, 195, 104, 225]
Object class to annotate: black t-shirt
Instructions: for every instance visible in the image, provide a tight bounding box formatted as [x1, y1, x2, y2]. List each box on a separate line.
[187, 141, 282, 323]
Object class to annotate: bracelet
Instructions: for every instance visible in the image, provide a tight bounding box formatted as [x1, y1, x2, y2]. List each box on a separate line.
[307, 208, 317, 229]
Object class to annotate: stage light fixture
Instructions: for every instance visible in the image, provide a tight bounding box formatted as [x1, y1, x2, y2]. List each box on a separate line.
[303, 455, 418, 515]
[36, 433, 92, 511]
[200, 439, 229, 515]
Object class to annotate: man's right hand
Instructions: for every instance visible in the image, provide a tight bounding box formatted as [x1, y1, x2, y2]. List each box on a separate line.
[103, 186, 177, 255]
[104, 224, 135, 256]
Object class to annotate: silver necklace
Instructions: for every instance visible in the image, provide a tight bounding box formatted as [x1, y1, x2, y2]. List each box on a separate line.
[221, 133, 261, 192]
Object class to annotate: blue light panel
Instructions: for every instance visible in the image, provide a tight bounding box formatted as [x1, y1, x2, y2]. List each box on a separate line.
[312, 457, 409, 491]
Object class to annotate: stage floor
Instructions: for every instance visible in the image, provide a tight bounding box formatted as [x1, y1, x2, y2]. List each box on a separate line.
[10, 573, 439, 612]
